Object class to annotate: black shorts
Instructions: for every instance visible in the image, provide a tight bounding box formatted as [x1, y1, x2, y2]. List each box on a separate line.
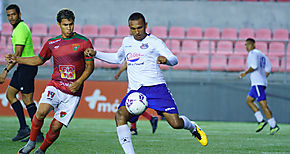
[9, 64, 38, 94]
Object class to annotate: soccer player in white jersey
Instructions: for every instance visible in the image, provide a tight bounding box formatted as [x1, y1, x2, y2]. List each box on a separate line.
[239, 38, 279, 135]
[85, 12, 208, 153]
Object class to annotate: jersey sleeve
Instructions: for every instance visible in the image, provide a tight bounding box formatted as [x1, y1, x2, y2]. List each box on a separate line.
[247, 52, 258, 69]
[38, 41, 51, 62]
[13, 26, 28, 45]
[155, 39, 178, 66]
[95, 40, 125, 64]
[264, 56, 272, 73]
[84, 39, 94, 61]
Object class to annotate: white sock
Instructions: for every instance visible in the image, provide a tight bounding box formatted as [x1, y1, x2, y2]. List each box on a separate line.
[254, 111, 264, 123]
[268, 117, 277, 128]
[180, 115, 196, 133]
[117, 124, 135, 154]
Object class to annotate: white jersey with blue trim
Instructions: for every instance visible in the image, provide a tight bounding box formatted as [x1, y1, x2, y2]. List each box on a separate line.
[247, 49, 272, 86]
[95, 34, 178, 90]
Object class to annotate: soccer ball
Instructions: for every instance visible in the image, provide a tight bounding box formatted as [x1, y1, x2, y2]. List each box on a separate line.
[125, 92, 148, 115]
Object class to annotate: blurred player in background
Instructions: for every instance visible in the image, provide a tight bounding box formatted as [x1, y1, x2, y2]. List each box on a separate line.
[114, 61, 158, 135]
[239, 38, 279, 135]
[85, 12, 208, 153]
[6, 8, 94, 153]
[0, 4, 44, 142]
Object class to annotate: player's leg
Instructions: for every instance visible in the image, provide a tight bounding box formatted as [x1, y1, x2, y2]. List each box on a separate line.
[163, 112, 208, 146]
[247, 86, 267, 132]
[18, 103, 52, 154]
[6, 86, 30, 141]
[141, 111, 158, 134]
[258, 100, 279, 135]
[115, 106, 135, 154]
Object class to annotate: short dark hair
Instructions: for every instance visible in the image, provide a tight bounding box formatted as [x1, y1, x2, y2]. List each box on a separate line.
[56, 8, 75, 23]
[128, 12, 146, 24]
[246, 38, 255, 44]
[6, 4, 21, 14]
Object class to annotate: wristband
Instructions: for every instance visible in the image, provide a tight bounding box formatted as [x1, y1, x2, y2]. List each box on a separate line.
[4, 68, 9, 73]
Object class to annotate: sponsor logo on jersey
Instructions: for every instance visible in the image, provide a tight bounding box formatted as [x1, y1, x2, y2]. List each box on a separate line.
[60, 111, 67, 118]
[126, 53, 143, 62]
[48, 38, 61, 44]
[54, 45, 59, 49]
[59, 65, 76, 79]
[72, 44, 80, 51]
[140, 43, 149, 49]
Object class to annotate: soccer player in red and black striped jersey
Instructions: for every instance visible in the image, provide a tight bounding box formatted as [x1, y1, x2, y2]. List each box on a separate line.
[6, 9, 94, 154]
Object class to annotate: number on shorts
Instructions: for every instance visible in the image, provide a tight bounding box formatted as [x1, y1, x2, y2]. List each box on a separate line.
[47, 91, 55, 99]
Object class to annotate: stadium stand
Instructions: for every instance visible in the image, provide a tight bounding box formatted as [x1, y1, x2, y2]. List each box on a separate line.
[226, 55, 245, 72]
[110, 38, 123, 53]
[215, 41, 233, 56]
[238, 28, 255, 41]
[99, 25, 115, 37]
[273, 29, 289, 42]
[48, 24, 61, 37]
[255, 28, 271, 41]
[151, 26, 168, 39]
[169, 26, 185, 40]
[1, 22, 12, 37]
[192, 54, 209, 71]
[116, 25, 130, 37]
[269, 56, 280, 72]
[172, 54, 192, 70]
[186, 27, 203, 40]
[82, 25, 99, 38]
[255, 41, 268, 54]
[199, 40, 215, 55]
[221, 28, 237, 41]
[181, 40, 198, 56]
[165, 39, 181, 54]
[74, 24, 83, 35]
[210, 55, 227, 71]
[233, 41, 248, 57]
[32, 36, 42, 54]
[204, 27, 220, 40]
[94, 38, 110, 52]
[280, 56, 290, 72]
[31, 23, 48, 37]
[268, 42, 285, 57]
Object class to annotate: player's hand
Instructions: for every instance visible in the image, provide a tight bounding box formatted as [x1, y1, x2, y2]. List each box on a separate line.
[157, 56, 167, 64]
[239, 72, 246, 79]
[0, 71, 7, 84]
[84, 48, 96, 57]
[69, 81, 82, 93]
[5, 54, 17, 64]
[114, 73, 120, 80]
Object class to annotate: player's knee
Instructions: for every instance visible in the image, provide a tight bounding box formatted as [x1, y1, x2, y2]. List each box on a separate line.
[115, 108, 129, 125]
[169, 120, 183, 129]
[259, 101, 268, 108]
[6, 92, 16, 103]
[246, 96, 254, 104]
[36, 110, 47, 119]
[51, 120, 63, 132]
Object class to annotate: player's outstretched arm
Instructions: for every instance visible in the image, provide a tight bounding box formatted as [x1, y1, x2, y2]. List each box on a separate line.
[69, 59, 94, 93]
[239, 67, 255, 79]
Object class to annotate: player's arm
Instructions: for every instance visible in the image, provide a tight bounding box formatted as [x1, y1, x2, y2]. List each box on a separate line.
[69, 58, 94, 93]
[239, 52, 257, 79]
[264, 56, 272, 78]
[7, 54, 44, 66]
[0, 45, 24, 84]
[239, 67, 255, 79]
[114, 61, 127, 80]
[157, 39, 178, 66]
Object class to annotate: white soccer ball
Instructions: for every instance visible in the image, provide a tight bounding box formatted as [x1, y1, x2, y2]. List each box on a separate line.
[125, 92, 148, 115]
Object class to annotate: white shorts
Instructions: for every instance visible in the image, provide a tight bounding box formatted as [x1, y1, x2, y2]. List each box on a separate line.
[39, 86, 80, 127]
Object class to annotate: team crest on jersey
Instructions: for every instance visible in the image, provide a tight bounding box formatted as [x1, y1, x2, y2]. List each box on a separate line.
[140, 43, 149, 49]
[60, 111, 67, 118]
[72, 44, 80, 51]
[59, 65, 76, 79]
[126, 53, 143, 62]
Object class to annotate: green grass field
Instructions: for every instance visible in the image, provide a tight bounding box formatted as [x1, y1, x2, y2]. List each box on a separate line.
[1, 116, 289, 154]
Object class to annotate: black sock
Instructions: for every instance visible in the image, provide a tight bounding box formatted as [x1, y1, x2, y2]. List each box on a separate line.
[26, 103, 37, 121]
[11, 100, 27, 129]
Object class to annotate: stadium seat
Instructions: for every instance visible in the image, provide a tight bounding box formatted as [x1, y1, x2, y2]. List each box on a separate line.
[169, 26, 185, 39]
[269, 56, 280, 72]
[255, 28, 271, 41]
[277, 0, 290, 2]
[101, 61, 121, 69]
[31, 23, 48, 36]
[238, 28, 254, 40]
[110, 38, 123, 53]
[151, 26, 168, 39]
[49, 24, 61, 37]
[279, 57, 290, 72]
[268, 42, 285, 57]
[210, 55, 227, 71]
[94, 38, 110, 52]
[181, 40, 198, 55]
[32, 36, 42, 54]
[42, 36, 51, 45]
[255, 42, 268, 54]
[172, 54, 192, 70]
[186, 27, 202, 40]
[99, 25, 115, 37]
[204, 27, 220, 40]
[234, 41, 248, 57]
[74, 24, 82, 34]
[82, 25, 98, 38]
[272, 29, 289, 42]
[0, 36, 7, 51]
[226, 56, 245, 72]
[199, 40, 215, 55]
[116, 25, 130, 37]
[215, 41, 233, 56]
[192, 54, 209, 71]
[165, 39, 181, 54]
[221, 28, 237, 41]
[1, 22, 12, 36]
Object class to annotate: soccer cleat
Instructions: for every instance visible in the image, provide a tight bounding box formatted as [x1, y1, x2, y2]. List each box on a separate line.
[34, 148, 45, 154]
[191, 121, 208, 146]
[13, 126, 31, 141]
[150, 116, 158, 134]
[130, 128, 138, 135]
[256, 120, 267, 132]
[18, 141, 35, 154]
[21, 132, 44, 143]
[270, 125, 280, 135]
